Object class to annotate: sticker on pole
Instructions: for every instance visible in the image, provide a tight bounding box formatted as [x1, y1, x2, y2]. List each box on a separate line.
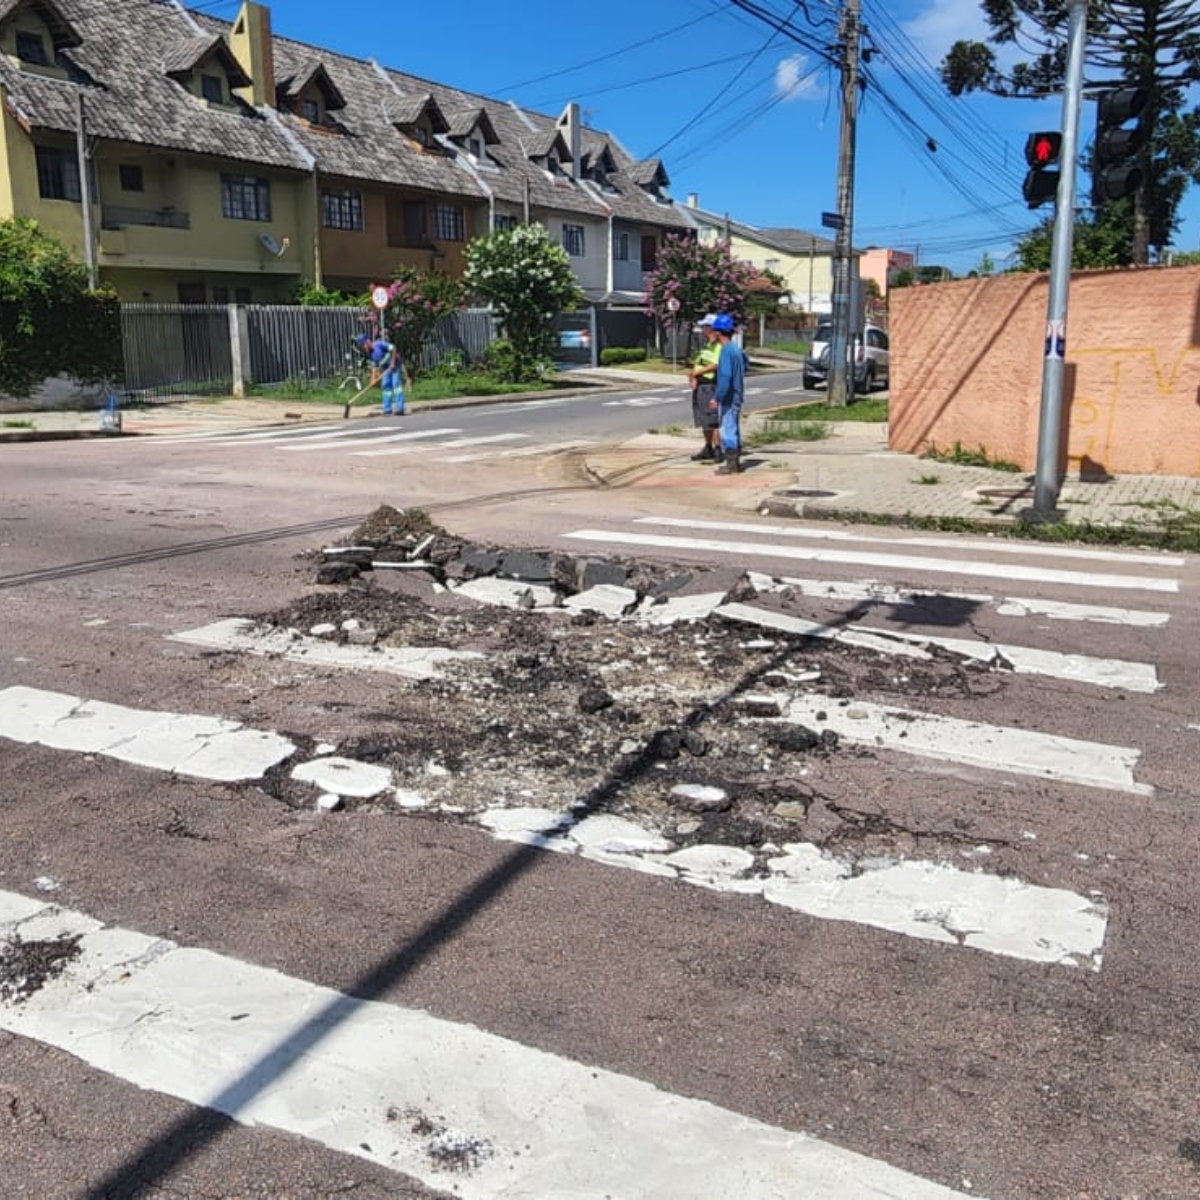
[371, 285, 389, 310]
[1045, 319, 1065, 360]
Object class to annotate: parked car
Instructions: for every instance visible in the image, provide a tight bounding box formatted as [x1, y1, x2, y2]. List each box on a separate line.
[803, 322, 890, 392]
[558, 328, 591, 350]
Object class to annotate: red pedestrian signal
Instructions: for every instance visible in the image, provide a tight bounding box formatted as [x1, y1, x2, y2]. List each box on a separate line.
[1027, 132, 1061, 167]
[1022, 131, 1062, 209]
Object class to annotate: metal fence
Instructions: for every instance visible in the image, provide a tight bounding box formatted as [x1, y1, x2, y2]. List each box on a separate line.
[120, 304, 234, 399]
[119, 304, 499, 401]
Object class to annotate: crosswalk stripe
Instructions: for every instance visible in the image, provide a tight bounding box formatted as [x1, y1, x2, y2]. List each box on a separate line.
[0, 888, 968, 1198]
[433, 438, 592, 463]
[785, 692, 1150, 795]
[284, 428, 463, 453]
[565, 529, 1180, 593]
[638, 516, 1186, 568]
[1, 676, 1109, 967]
[749, 573, 1170, 628]
[717, 601, 1160, 692]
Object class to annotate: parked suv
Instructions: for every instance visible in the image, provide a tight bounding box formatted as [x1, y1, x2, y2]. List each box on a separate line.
[803, 322, 890, 392]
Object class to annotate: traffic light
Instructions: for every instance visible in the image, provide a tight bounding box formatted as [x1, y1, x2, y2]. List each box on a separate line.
[1022, 131, 1062, 209]
[1092, 87, 1148, 205]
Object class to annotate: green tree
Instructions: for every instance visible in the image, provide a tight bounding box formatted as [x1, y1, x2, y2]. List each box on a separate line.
[940, 1, 1200, 265]
[382, 265, 465, 384]
[643, 233, 755, 328]
[1013, 206, 1133, 270]
[0, 216, 120, 396]
[464, 224, 583, 383]
[292, 280, 361, 306]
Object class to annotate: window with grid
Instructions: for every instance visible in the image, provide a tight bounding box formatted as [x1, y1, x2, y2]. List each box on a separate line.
[35, 147, 80, 201]
[298, 98, 320, 123]
[221, 174, 271, 222]
[322, 189, 363, 231]
[493, 214, 519, 232]
[613, 231, 629, 261]
[433, 204, 464, 241]
[562, 224, 585, 257]
[16, 31, 48, 64]
[200, 73, 224, 104]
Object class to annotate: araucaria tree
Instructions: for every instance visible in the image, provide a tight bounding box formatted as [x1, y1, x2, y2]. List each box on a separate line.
[643, 233, 755, 329]
[382, 265, 464, 384]
[464, 224, 583, 383]
[941, 0, 1200, 265]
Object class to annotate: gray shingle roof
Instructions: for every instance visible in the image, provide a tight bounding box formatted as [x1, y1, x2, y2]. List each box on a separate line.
[683, 204, 841, 255]
[162, 33, 251, 88]
[444, 106, 498, 144]
[0, 0, 308, 172]
[0, 0, 694, 226]
[277, 59, 345, 111]
[0, 0, 80, 49]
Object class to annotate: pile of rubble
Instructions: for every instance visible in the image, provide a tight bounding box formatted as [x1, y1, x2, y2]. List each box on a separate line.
[245, 507, 1008, 869]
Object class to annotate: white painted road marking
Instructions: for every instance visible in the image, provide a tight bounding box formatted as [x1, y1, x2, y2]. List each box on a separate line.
[638, 516, 1186, 568]
[0, 890, 971, 1198]
[1, 677, 1110, 967]
[0, 685, 293, 781]
[565, 529, 1180, 592]
[717, 602, 1162, 693]
[786, 692, 1151, 795]
[748, 572, 1170, 628]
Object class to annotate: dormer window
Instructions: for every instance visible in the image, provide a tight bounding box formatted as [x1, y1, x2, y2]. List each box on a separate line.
[16, 30, 48, 64]
[298, 97, 319, 123]
[469, 137, 482, 159]
[200, 73, 224, 104]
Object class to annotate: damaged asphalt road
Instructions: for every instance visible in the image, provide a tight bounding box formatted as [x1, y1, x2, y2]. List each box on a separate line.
[243, 505, 1024, 873]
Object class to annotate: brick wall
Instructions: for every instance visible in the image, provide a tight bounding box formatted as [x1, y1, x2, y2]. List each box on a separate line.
[889, 266, 1200, 477]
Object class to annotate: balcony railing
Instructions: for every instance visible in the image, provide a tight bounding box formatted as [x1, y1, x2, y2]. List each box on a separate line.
[100, 205, 190, 230]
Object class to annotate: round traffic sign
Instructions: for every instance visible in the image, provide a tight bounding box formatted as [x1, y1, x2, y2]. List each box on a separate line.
[371, 285, 389, 309]
[666, 297, 680, 313]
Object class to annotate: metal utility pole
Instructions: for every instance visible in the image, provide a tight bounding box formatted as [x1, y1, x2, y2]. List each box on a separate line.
[1032, 0, 1088, 519]
[827, 0, 861, 408]
[75, 91, 98, 290]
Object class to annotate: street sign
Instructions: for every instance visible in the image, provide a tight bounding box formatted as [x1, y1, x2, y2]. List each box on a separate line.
[371, 285, 389, 310]
[821, 211, 844, 230]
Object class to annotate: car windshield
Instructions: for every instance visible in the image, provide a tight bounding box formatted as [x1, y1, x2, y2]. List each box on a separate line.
[813, 324, 833, 343]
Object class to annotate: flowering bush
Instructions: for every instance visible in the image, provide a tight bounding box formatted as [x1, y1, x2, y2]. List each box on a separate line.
[464, 224, 583, 383]
[643, 233, 755, 330]
[381, 265, 465, 382]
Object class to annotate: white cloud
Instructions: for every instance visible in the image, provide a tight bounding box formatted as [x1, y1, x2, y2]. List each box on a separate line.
[901, 0, 991, 62]
[774, 54, 819, 102]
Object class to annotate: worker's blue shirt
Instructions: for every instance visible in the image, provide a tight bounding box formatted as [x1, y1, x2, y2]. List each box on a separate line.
[714, 339, 746, 408]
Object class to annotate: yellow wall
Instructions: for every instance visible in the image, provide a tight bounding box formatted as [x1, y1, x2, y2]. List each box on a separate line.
[95, 152, 312, 296]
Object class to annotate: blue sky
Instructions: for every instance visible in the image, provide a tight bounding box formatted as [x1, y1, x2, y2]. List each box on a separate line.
[197, 0, 1200, 275]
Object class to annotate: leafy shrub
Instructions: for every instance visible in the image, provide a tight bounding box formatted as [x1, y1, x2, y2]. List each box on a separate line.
[0, 217, 122, 396]
[600, 347, 647, 365]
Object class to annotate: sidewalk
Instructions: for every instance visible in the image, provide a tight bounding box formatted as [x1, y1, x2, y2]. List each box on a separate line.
[4, 379, 1199, 533]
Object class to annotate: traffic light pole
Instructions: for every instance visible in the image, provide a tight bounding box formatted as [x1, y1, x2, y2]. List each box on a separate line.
[1032, 0, 1088, 519]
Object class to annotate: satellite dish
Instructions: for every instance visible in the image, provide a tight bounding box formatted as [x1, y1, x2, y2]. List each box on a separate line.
[258, 232, 288, 256]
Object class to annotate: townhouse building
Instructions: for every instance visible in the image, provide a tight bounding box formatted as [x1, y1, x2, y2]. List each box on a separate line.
[683, 197, 842, 317]
[0, 0, 692, 306]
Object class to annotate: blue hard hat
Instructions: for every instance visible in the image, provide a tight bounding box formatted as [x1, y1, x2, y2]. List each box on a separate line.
[712, 314, 735, 333]
[354, 333, 369, 347]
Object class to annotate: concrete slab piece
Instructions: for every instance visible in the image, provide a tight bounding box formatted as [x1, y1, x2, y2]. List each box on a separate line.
[292, 757, 394, 798]
[171, 618, 483, 679]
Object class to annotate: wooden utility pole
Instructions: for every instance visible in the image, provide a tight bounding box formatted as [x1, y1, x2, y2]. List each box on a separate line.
[827, 0, 861, 407]
[75, 91, 98, 290]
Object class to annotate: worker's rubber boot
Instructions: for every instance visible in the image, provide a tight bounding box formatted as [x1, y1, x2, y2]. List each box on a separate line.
[715, 450, 741, 475]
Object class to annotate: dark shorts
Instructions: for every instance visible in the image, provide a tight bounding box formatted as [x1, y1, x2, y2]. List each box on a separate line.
[692, 383, 719, 429]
